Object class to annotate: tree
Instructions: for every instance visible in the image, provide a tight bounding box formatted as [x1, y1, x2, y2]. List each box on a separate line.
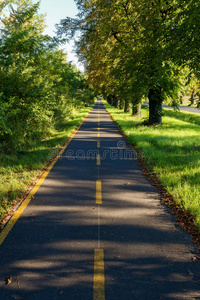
[0, 0, 96, 152]
[57, 0, 184, 124]
[166, 0, 200, 109]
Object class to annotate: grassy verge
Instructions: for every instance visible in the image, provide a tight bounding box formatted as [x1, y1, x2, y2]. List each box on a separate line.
[103, 101, 200, 228]
[0, 105, 93, 224]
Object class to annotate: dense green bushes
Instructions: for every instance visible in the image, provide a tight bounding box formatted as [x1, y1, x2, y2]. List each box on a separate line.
[0, 0, 96, 153]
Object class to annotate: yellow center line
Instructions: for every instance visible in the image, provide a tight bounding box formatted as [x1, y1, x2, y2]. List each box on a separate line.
[93, 249, 105, 300]
[96, 180, 102, 204]
[98, 127, 100, 130]
[0, 157, 61, 245]
[97, 154, 101, 165]
[97, 132, 100, 138]
[97, 141, 100, 148]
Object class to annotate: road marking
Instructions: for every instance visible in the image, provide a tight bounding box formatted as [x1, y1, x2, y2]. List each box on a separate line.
[96, 180, 102, 204]
[97, 132, 100, 138]
[97, 154, 101, 166]
[93, 249, 105, 300]
[98, 127, 100, 130]
[97, 141, 100, 148]
[0, 159, 56, 246]
[0, 108, 93, 246]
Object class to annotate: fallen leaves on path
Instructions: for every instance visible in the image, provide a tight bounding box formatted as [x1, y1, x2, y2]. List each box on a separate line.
[193, 256, 200, 262]
[133, 146, 200, 253]
[6, 275, 12, 285]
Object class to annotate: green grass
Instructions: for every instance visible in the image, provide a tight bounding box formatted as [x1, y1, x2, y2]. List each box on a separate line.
[103, 101, 200, 227]
[0, 105, 93, 223]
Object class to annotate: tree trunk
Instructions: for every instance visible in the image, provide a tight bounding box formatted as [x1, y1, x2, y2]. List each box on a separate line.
[119, 99, 124, 109]
[132, 102, 141, 117]
[113, 95, 119, 108]
[197, 92, 200, 108]
[148, 88, 163, 125]
[124, 100, 131, 112]
[107, 95, 113, 105]
[189, 90, 195, 106]
[107, 95, 111, 104]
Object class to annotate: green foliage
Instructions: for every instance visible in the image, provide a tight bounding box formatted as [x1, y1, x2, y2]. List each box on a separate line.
[0, 94, 11, 136]
[0, 0, 95, 152]
[58, 0, 200, 123]
[168, 0, 200, 73]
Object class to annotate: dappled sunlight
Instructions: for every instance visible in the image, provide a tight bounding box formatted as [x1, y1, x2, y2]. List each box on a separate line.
[1, 101, 200, 299]
[100, 206, 164, 221]
[9, 254, 94, 291]
[2, 230, 197, 296]
[105, 102, 200, 230]
[12, 259, 64, 270]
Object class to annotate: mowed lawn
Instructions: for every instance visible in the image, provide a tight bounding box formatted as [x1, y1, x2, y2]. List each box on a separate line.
[103, 101, 200, 228]
[0, 106, 93, 224]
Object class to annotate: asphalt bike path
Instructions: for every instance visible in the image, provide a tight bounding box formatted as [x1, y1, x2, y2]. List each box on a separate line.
[0, 100, 200, 299]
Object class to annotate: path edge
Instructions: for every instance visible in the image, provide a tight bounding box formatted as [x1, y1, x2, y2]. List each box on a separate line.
[0, 104, 94, 245]
[102, 100, 200, 252]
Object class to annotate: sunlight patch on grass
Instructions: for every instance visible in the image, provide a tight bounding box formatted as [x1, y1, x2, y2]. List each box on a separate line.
[104, 101, 200, 228]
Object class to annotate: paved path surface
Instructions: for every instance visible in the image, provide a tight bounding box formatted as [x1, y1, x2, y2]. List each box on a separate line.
[0, 100, 200, 300]
[144, 102, 200, 114]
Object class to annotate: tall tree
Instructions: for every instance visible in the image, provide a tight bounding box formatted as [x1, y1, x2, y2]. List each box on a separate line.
[0, 0, 96, 152]
[58, 0, 183, 124]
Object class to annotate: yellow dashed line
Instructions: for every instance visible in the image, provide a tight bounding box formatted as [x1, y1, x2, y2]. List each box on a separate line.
[97, 154, 101, 165]
[96, 180, 102, 204]
[94, 105, 104, 299]
[93, 249, 105, 300]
